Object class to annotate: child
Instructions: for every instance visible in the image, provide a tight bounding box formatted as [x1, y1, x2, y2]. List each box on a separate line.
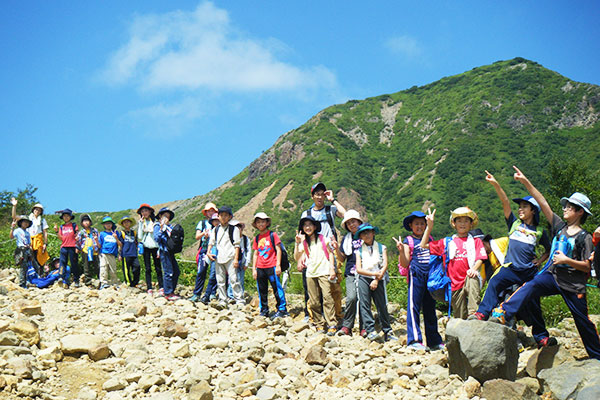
[137, 203, 163, 295]
[189, 202, 218, 302]
[355, 223, 397, 342]
[10, 215, 33, 288]
[335, 209, 364, 336]
[200, 213, 221, 304]
[394, 211, 443, 350]
[76, 214, 100, 286]
[490, 167, 600, 359]
[294, 216, 337, 335]
[120, 216, 141, 287]
[28, 257, 68, 289]
[153, 207, 181, 301]
[469, 171, 551, 321]
[11, 198, 49, 273]
[98, 216, 122, 289]
[252, 212, 288, 318]
[421, 207, 488, 319]
[206, 206, 244, 306]
[228, 220, 251, 301]
[593, 227, 600, 284]
[54, 209, 80, 287]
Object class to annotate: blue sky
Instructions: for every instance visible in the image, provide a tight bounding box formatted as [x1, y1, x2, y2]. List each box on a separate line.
[2, 1, 599, 213]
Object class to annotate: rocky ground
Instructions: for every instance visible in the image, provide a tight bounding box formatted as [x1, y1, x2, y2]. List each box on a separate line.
[0, 268, 599, 400]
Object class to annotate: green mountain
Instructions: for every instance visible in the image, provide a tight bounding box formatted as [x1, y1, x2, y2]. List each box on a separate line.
[130, 57, 600, 257]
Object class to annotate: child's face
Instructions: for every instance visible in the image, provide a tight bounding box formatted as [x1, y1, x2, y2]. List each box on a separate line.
[453, 216, 473, 236]
[103, 222, 113, 231]
[518, 201, 535, 222]
[410, 218, 427, 237]
[82, 220, 91, 229]
[563, 202, 584, 224]
[483, 240, 492, 255]
[210, 219, 219, 227]
[312, 190, 326, 208]
[122, 220, 131, 230]
[141, 208, 151, 218]
[219, 212, 232, 225]
[359, 230, 375, 245]
[20, 221, 32, 229]
[32, 207, 42, 217]
[62, 214, 72, 223]
[302, 221, 316, 236]
[255, 219, 268, 231]
[345, 218, 361, 234]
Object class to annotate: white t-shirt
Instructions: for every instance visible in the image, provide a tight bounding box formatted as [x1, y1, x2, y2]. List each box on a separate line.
[27, 214, 48, 237]
[299, 236, 332, 278]
[301, 205, 338, 239]
[356, 242, 386, 276]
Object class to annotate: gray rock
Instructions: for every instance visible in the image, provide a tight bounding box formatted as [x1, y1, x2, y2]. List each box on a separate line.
[0, 331, 20, 346]
[446, 319, 518, 382]
[188, 380, 213, 400]
[481, 379, 537, 400]
[170, 342, 191, 358]
[303, 345, 328, 366]
[8, 356, 32, 378]
[60, 334, 107, 355]
[138, 374, 166, 391]
[102, 378, 127, 391]
[417, 364, 449, 386]
[538, 359, 600, 400]
[205, 336, 229, 349]
[525, 344, 575, 377]
[256, 385, 277, 400]
[77, 386, 98, 400]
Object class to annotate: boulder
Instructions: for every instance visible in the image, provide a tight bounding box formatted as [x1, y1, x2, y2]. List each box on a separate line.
[303, 345, 328, 366]
[158, 319, 188, 338]
[445, 319, 518, 382]
[12, 299, 43, 315]
[138, 374, 165, 391]
[9, 318, 40, 346]
[481, 379, 537, 400]
[0, 331, 20, 346]
[60, 334, 109, 360]
[525, 344, 575, 377]
[538, 359, 600, 400]
[188, 380, 213, 400]
[38, 343, 63, 361]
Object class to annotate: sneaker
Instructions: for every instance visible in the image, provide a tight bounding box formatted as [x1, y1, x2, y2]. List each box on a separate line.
[166, 294, 181, 301]
[408, 342, 427, 350]
[188, 294, 200, 302]
[315, 327, 325, 334]
[303, 315, 310, 323]
[147, 289, 154, 295]
[259, 311, 270, 318]
[337, 327, 352, 336]
[537, 337, 558, 348]
[467, 312, 486, 321]
[99, 283, 110, 290]
[73, 282, 81, 288]
[360, 329, 368, 338]
[367, 331, 379, 341]
[327, 326, 337, 336]
[200, 297, 209, 305]
[489, 307, 507, 325]
[271, 311, 289, 319]
[158, 288, 165, 297]
[429, 343, 446, 351]
[385, 333, 399, 342]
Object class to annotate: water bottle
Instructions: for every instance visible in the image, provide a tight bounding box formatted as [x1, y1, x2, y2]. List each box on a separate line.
[138, 243, 144, 255]
[555, 235, 571, 267]
[87, 247, 93, 261]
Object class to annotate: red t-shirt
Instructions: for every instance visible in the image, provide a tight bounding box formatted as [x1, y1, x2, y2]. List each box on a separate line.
[429, 236, 487, 291]
[59, 223, 78, 248]
[252, 231, 281, 269]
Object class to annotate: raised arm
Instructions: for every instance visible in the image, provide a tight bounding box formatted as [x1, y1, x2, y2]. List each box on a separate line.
[326, 190, 347, 217]
[420, 208, 436, 249]
[513, 166, 553, 223]
[10, 198, 17, 221]
[393, 235, 412, 267]
[485, 170, 512, 219]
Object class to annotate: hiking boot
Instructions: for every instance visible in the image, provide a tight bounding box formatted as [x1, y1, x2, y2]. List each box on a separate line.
[259, 311, 270, 318]
[385, 333, 399, 342]
[429, 343, 446, 351]
[537, 337, 558, 348]
[467, 312, 486, 321]
[200, 297, 209, 305]
[360, 329, 368, 338]
[271, 311, 289, 320]
[327, 326, 338, 336]
[408, 342, 427, 350]
[367, 331, 379, 341]
[489, 308, 507, 325]
[337, 327, 352, 336]
[188, 294, 201, 302]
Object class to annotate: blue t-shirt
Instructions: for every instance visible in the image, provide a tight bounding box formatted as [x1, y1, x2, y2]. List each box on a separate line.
[99, 230, 122, 256]
[13, 228, 31, 248]
[504, 213, 550, 271]
[120, 230, 137, 258]
[403, 236, 431, 274]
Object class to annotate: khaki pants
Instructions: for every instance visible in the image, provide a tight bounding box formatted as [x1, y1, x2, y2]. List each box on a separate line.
[452, 276, 481, 319]
[99, 254, 119, 286]
[331, 270, 343, 325]
[307, 276, 336, 329]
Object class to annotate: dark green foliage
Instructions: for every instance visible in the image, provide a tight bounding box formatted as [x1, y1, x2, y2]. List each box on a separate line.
[0, 184, 39, 223]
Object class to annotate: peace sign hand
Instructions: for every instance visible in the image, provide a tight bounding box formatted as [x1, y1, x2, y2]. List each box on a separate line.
[295, 231, 305, 244]
[425, 207, 436, 228]
[392, 236, 404, 251]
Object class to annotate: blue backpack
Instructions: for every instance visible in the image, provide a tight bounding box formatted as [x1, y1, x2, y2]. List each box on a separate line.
[427, 237, 452, 316]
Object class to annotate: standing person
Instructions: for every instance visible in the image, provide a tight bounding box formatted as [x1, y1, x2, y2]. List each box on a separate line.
[76, 214, 100, 286]
[98, 216, 122, 289]
[200, 213, 220, 304]
[300, 182, 347, 324]
[189, 202, 218, 302]
[469, 170, 551, 321]
[252, 212, 288, 318]
[206, 206, 244, 307]
[10, 215, 33, 288]
[153, 207, 181, 301]
[336, 210, 364, 336]
[490, 167, 600, 359]
[228, 220, 251, 301]
[54, 209, 80, 287]
[120, 216, 141, 288]
[11, 198, 49, 273]
[137, 203, 163, 295]
[294, 216, 337, 335]
[394, 211, 443, 350]
[355, 223, 397, 342]
[421, 207, 488, 319]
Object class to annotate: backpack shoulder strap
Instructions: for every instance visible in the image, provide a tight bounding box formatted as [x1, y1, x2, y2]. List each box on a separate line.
[255, 234, 260, 247]
[228, 225, 236, 245]
[377, 241, 383, 264]
[406, 235, 415, 254]
[318, 234, 330, 259]
[324, 205, 337, 239]
[214, 225, 220, 242]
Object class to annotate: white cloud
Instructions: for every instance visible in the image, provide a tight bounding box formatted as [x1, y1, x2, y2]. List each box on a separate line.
[102, 1, 336, 92]
[385, 35, 423, 58]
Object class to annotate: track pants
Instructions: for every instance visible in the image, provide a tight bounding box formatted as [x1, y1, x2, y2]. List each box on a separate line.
[406, 268, 442, 346]
[60, 247, 79, 284]
[256, 267, 287, 314]
[478, 265, 536, 317]
[143, 247, 163, 290]
[160, 251, 179, 296]
[357, 276, 392, 335]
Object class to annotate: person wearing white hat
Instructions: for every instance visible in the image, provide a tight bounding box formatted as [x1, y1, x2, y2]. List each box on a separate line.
[10, 198, 49, 272]
[489, 167, 600, 359]
[189, 202, 219, 302]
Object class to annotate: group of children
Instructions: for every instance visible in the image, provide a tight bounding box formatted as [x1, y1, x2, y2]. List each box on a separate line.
[8, 166, 600, 358]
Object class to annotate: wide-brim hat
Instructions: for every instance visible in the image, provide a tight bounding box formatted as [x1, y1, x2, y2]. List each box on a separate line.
[512, 195, 541, 224]
[80, 214, 92, 224]
[560, 192, 592, 216]
[353, 223, 380, 239]
[403, 211, 426, 231]
[230, 219, 245, 229]
[253, 212, 271, 228]
[137, 203, 155, 215]
[16, 215, 32, 228]
[57, 208, 74, 218]
[50, 257, 60, 268]
[120, 216, 136, 227]
[31, 203, 44, 214]
[298, 216, 321, 235]
[157, 207, 175, 221]
[311, 182, 327, 195]
[218, 206, 233, 216]
[202, 202, 218, 216]
[340, 209, 363, 231]
[102, 216, 115, 225]
[469, 228, 485, 240]
[450, 207, 479, 228]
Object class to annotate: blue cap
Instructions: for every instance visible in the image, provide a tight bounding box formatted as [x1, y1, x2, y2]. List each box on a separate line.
[403, 211, 426, 231]
[512, 196, 541, 224]
[57, 208, 74, 218]
[310, 182, 327, 195]
[217, 206, 233, 216]
[353, 223, 380, 240]
[298, 215, 321, 235]
[560, 192, 592, 215]
[157, 207, 175, 221]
